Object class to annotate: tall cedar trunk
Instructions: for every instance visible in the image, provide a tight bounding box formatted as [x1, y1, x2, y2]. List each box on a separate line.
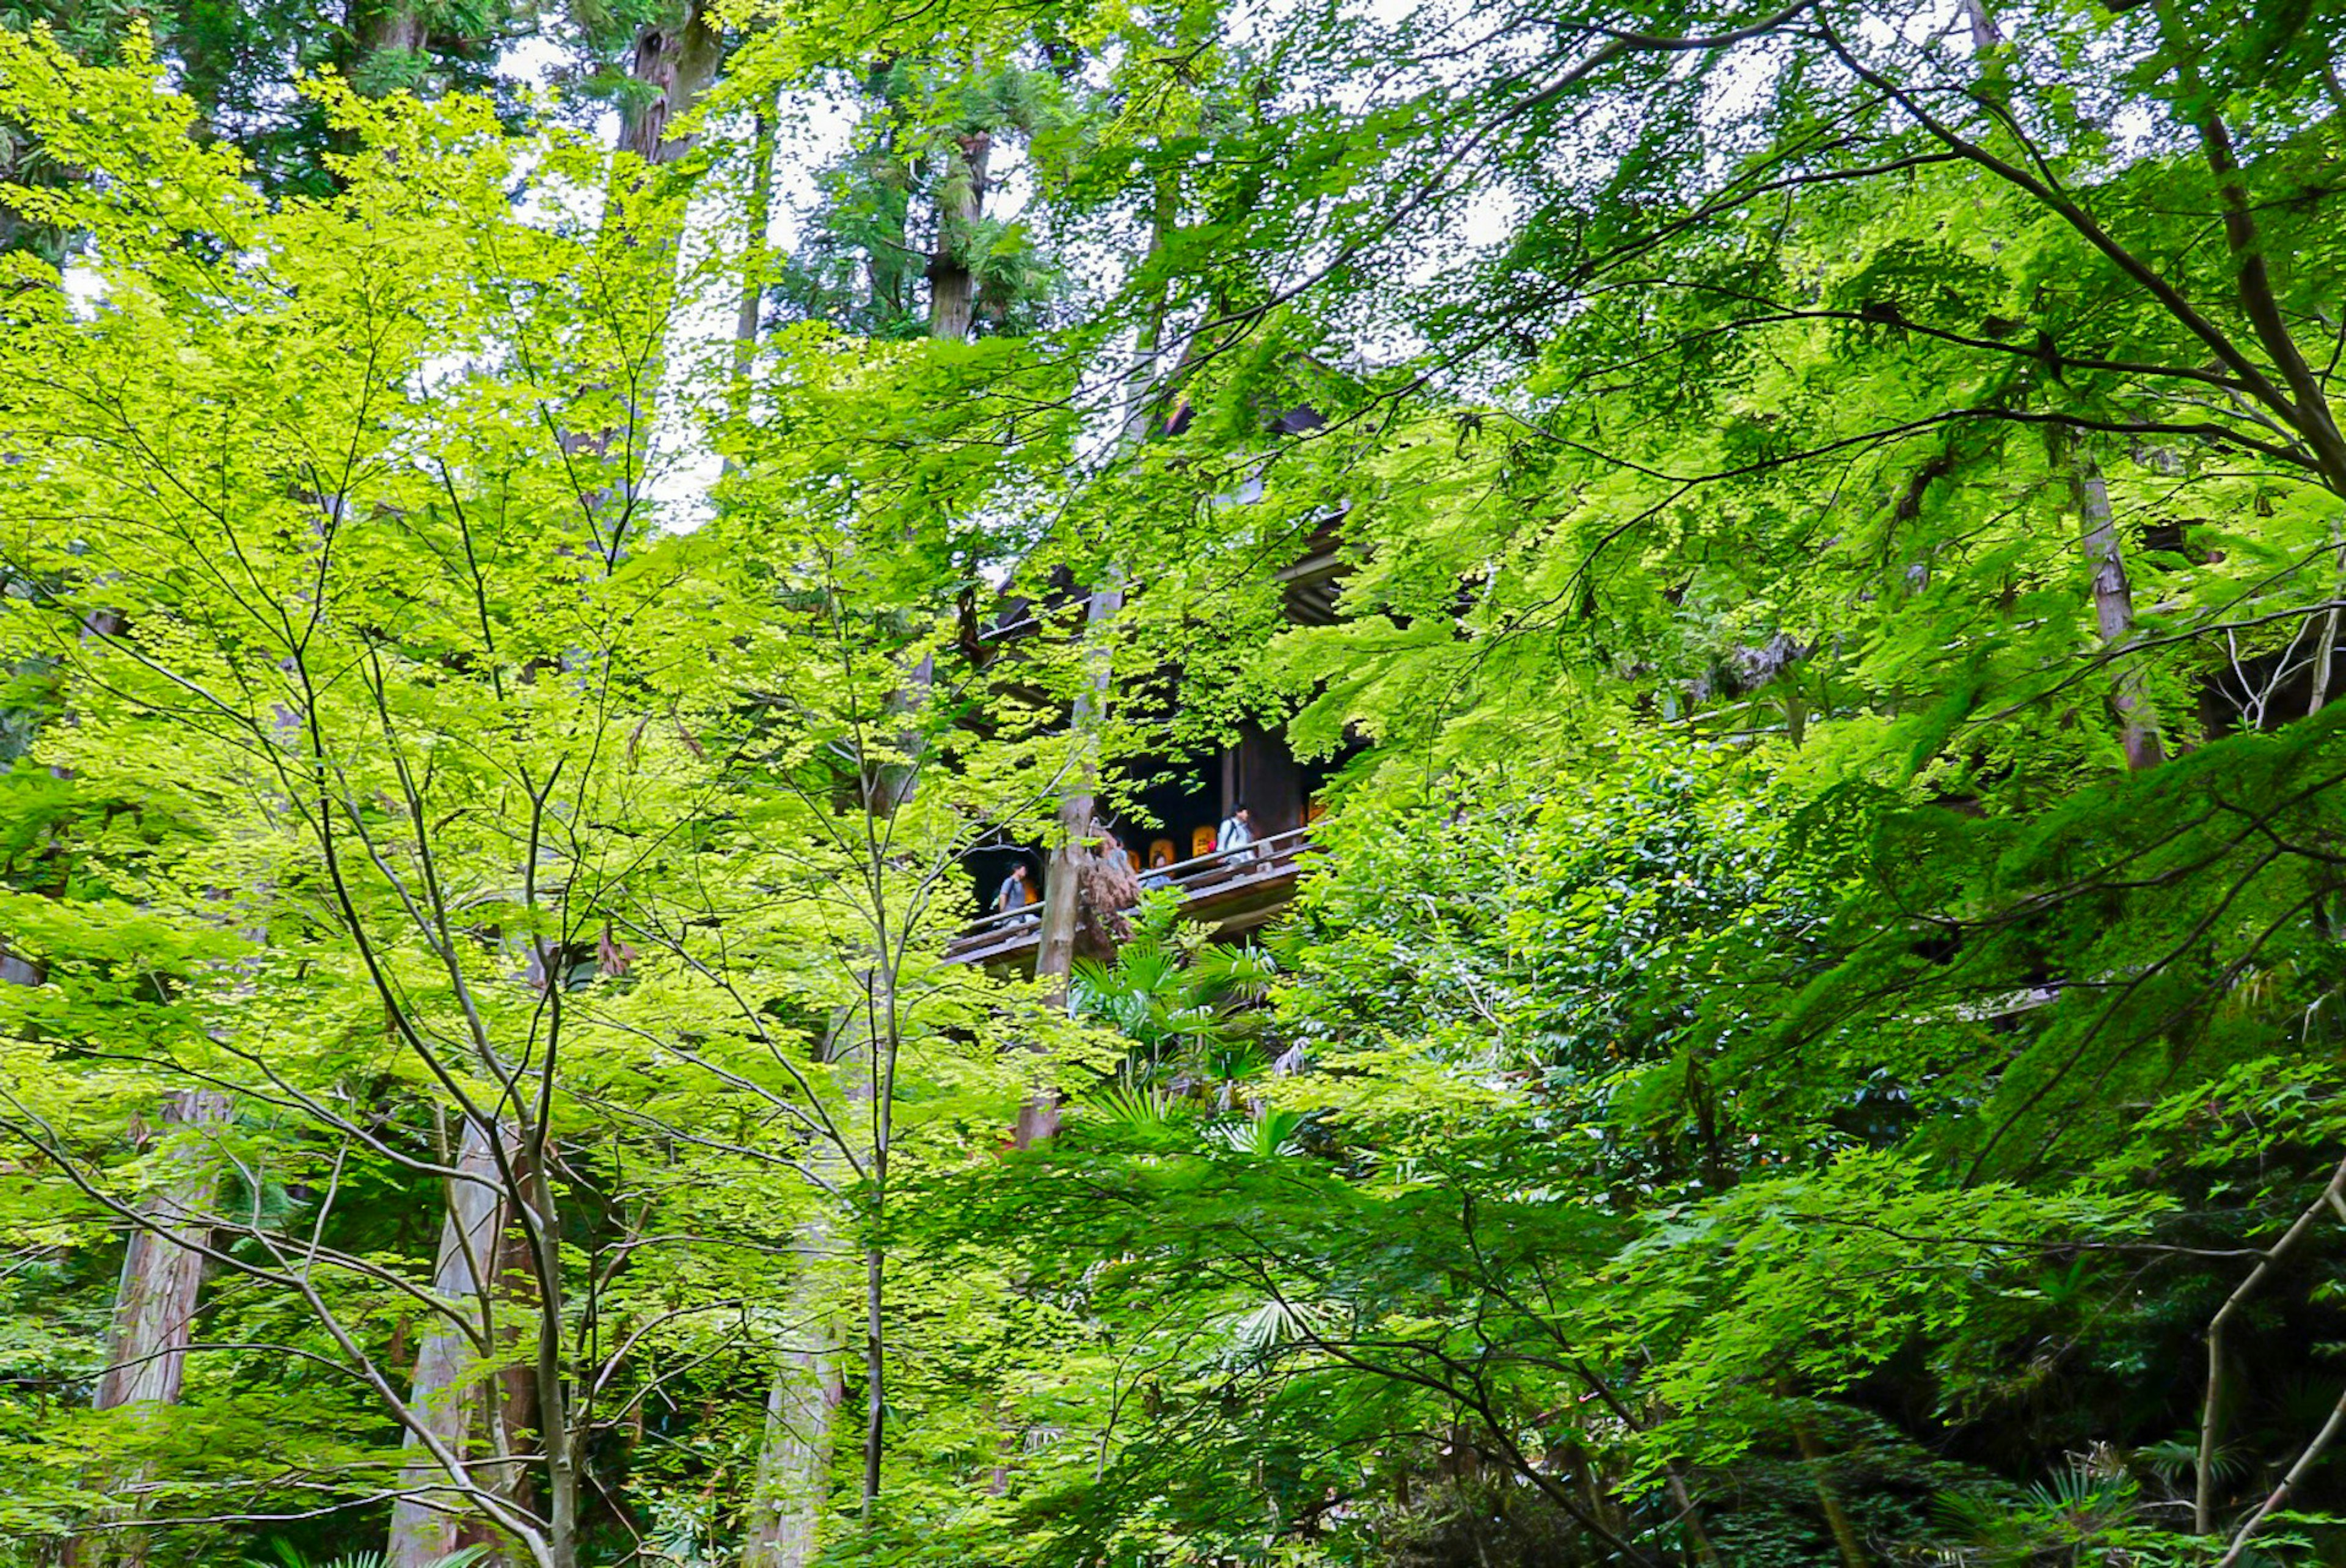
[742, 983, 886, 1561]
[565, 0, 723, 538]
[718, 115, 853, 1559]
[1957, 0, 2001, 51]
[617, 1, 726, 167]
[456, 1217, 544, 1561]
[98, 1090, 232, 1409]
[926, 132, 989, 343]
[387, 22, 725, 1562]
[522, 1147, 579, 1568]
[66, 1088, 233, 1568]
[726, 98, 779, 448]
[349, 0, 426, 67]
[862, 652, 935, 816]
[742, 54, 1008, 1545]
[388, 1115, 521, 1568]
[2064, 439, 2164, 770]
[740, 1233, 845, 1568]
[739, 78, 979, 1547]
[861, 112, 983, 814]
[861, 1241, 885, 1514]
[741, 999, 857, 1568]
[849, 957, 895, 1522]
[859, 62, 915, 322]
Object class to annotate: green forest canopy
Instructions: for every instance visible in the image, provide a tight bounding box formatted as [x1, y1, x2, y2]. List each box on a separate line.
[3, 0, 2346, 1564]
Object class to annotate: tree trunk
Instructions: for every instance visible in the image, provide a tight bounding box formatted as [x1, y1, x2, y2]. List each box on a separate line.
[618, 1, 726, 168]
[927, 132, 990, 343]
[861, 1243, 885, 1514]
[1957, 0, 2001, 51]
[1021, 579, 1123, 1148]
[98, 1090, 232, 1410]
[740, 1248, 844, 1568]
[2074, 439, 2158, 770]
[1790, 1414, 1868, 1568]
[455, 1216, 543, 1564]
[728, 98, 778, 425]
[387, 1114, 519, 1568]
[348, 0, 426, 71]
[858, 109, 987, 814]
[743, 979, 886, 1558]
[67, 1088, 232, 1568]
[565, 0, 725, 555]
[2064, 438, 2163, 770]
[1020, 180, 1185, 1145]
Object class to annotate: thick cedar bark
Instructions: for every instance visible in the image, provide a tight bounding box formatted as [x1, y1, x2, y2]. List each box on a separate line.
[2064, 438, 2163, 770]
[741, 994, 857, 1568]
[858, 92, 986, 815]
[729, 100, 778, 407]
[66, 1089, 233, 1568]
[458, 1217, 543, 1560]
[349, 0, 427, 68]
[927, 132, 990, 343]
[728, 137, 881, 1550]
[386, 26, 725, 1556]
[617, 2, 726, 168]
[733, 56, 958, 1558]
[741, 1245, 844, 1568]
[522, 1143, 579, 1568]
[736, 55, 973, 1531]
[853, 61, 916, 323]
[1957, 0, 2000, 51]
[861, 1243, 885, 1514]
[555, 0, 725, 558]
[744, 979, 890, 1557]
[721, 112, 838, 1564]
[387, 1115, 521, 1568]
[98, 1091, 232, 1409]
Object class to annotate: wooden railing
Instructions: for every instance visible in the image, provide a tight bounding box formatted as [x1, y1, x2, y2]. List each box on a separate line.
[943, 825, 1314, 967]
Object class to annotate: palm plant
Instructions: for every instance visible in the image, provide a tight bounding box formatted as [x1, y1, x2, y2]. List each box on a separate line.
[1067, 901, 1277, 1089]
[244, 1547, 487, 1568]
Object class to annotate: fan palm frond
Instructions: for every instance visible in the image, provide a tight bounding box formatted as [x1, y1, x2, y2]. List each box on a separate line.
[1085, 1079, 1180, 1139]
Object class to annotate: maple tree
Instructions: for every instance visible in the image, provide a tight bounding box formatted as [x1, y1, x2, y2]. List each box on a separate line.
[4, 1, 2346, 1565]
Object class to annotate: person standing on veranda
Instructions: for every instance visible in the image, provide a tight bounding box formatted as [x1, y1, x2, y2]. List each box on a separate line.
[994, 862, 1037, 922]
[1215, 803, 1258, 862]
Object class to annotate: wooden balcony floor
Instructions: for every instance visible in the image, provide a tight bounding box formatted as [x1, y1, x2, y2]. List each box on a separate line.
[944, 826, 1312, 969]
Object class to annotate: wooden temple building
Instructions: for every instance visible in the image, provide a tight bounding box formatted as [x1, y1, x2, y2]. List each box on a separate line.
[946, 523, 1351, 969]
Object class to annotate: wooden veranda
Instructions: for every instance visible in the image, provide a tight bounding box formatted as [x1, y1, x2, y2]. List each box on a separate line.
[943, 825, 1315, 969]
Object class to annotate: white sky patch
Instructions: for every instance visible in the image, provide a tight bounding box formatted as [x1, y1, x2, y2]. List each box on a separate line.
[638, 84, 855, 534]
